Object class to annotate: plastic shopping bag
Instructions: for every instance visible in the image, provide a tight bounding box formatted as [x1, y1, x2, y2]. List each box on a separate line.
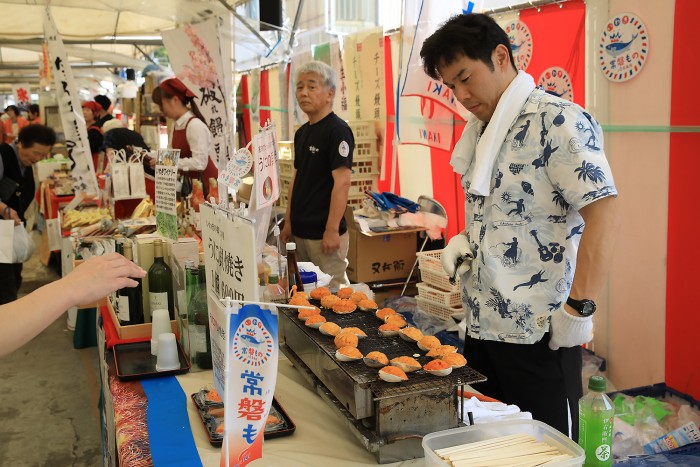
[0, 220, 34, 264]
[128, 150, 147, 198]
[108, 149, 130, 199]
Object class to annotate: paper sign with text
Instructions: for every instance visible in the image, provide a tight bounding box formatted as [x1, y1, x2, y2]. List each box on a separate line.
[221, 304, 278, 467]
[155, 149, 180, 241]
[200, 204, 259, 397]
[12, 83, 31, 105]
[253, 125, 280, 210]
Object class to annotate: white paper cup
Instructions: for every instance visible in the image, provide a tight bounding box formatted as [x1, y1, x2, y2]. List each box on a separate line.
[155, 333, 180, 371]
[151, 308, 171, 356]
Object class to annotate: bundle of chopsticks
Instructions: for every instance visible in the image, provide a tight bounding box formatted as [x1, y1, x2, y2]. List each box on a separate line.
[434, 433, 573, 466]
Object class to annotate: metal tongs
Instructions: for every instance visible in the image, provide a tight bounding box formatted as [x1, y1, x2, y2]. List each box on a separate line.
[449, 254, 471, 286]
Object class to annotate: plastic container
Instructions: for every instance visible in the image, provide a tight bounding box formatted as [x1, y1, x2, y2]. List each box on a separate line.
[422, 419, 584, 467]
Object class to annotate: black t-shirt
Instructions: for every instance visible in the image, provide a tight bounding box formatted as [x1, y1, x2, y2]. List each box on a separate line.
[291, 112, 354, 239]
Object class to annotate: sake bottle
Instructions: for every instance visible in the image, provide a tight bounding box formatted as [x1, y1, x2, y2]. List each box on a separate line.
[286, 242, 304, 294]
[148, 239, 174, 320]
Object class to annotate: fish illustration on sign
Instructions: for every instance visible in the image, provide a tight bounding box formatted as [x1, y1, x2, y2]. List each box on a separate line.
[605, 32, 638, 57]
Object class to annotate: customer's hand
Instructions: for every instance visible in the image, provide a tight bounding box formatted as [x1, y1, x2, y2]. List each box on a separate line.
[2, 206, 21, 226]
[548, 306, 593, 351]
[64, 253, 146, 306]
[440, 234, 472, 278]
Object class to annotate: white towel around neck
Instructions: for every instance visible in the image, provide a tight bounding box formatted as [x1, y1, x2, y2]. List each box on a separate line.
[450, 70, 536, 196]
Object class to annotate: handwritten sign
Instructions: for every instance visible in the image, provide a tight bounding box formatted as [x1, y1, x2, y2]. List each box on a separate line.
[253, 124, 280, 209]
[154, 149, 180, 241]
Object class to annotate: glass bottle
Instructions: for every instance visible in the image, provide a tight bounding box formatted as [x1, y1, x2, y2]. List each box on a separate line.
[148, 239, 174, 320]
[579, 375, 614, 467]
[180, 260, 197, 349]
[189, 252, 212, 370]
[181, 167, 193, 199]
[286, 242, 304, 294]
[114, 233, 124, 255]
[264, 274, 287, 304]
[117, 243, 144, 325]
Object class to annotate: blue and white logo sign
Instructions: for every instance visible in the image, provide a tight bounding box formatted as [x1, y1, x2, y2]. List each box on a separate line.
[538, 66, 573, 102]
[504, 20, 533, 71]
[598, 12, 649, 82]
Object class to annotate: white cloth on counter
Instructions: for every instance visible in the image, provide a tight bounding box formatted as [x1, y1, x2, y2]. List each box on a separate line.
[462, 396, 532, 425]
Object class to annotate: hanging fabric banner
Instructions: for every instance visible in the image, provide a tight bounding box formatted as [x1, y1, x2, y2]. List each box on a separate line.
[12, 83, 31, 106]
[43, 7, 97, 194]
[162, 18, 233, 198]
[39, 43, 51, 89]
[399, 0, 468, 120]
[357, 28, 385, 121]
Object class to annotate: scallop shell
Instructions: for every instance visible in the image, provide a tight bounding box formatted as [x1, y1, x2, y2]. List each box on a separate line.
[309, 287, 332, 300]
[337, 287, 354, 299]
[426, 345, 458, 357]
[335, 346, 363, 362]
[384, 315, 408, 328]
[339, 327, 367, 339]
[398, 326, 423, 343]
[363, 351, 389, 368]
[375, 308, 397, 321]
[349, 291, 368, 304]
[297, 307, 321, 321]
[390, 356, 421, 373]
[319, 322, 342, 336]
[332, 299, 357, 314]
[378, 366, 408, 382]
[417, 335, 441, 351]
[424, 359, 453, 376]
[304, 315, 327, 329]
[378, 323, 400, 337]
[441, 353, 467, 368]
[334, 332, 359, 349]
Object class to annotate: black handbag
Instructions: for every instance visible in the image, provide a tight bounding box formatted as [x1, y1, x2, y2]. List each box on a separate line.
[0, 176, 20, 203]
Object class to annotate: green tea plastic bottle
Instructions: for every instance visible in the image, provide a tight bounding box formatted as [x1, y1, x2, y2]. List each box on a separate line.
[579, 375, 614, 466]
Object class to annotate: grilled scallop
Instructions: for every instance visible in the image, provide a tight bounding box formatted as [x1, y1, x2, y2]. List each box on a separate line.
[319, 322, 342, 336]
[336, 346, 363, 362]
[379, 365, 408, 382]
[320, 294, 341, 309]
[384, 315, 408, 329]
[441, 353, 467, 368]
[304, 314, 327, 329]
[334, 332, 359, 349]
[417, 335, 441, 351]
[309, 287, 332, 300]
[378, 323, 401, 337]
[376, 308, 397, 321]
[390, 356, 421, 373]
[424, 359, 453, 376]
[426, 345, 458, 357]
[357, 299, 378, 313]
[337, 287, 354, 299]
[398, 326, 423, 343]
[363, 351, 389, 368]
[332, 299, 357, 314]
[339, 327, 367, 339]
[297, 307, 321, 321]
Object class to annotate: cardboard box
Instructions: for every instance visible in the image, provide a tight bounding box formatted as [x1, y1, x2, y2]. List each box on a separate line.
[344, 207, 418, 283]
[107, 298, 177, 340]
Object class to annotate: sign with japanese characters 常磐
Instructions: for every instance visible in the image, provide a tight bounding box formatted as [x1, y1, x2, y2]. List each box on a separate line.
[598, 12, 649, 82]
[253, 124, 280, 210]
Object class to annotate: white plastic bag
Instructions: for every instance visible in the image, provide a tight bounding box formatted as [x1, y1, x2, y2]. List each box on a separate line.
[128, 150, 147, 197]
[12, 223, 34, 263]
[0, 220, 34, 264]
[109, 149, 130, 199]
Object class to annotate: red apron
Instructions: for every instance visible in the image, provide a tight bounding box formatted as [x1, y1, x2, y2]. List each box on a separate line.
[144, 116, 218, 200]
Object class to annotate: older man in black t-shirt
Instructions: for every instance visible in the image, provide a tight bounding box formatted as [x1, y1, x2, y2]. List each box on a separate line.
[280, 61, 354, 289]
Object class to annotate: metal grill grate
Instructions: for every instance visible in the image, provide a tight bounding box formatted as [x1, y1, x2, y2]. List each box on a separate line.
[279, 306, 486, 400]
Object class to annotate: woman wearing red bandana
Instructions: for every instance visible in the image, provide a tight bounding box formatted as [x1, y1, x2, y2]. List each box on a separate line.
[147, 77, 216, 201]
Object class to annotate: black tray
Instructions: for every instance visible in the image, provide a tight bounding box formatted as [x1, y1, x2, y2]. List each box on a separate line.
[191, 394, 296, 446]
[113, 340, 190, 381]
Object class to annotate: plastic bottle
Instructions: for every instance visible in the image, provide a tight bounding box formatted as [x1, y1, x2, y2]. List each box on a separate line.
[286, 242, 304, 294]
[579, 375, 614, 466]
[264, 274, 287, 304]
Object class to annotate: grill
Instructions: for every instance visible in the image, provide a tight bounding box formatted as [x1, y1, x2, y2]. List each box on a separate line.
[279, 304, 486, 463]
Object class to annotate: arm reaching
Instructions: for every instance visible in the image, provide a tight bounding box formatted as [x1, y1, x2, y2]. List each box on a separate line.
[0, 253, 146, 357]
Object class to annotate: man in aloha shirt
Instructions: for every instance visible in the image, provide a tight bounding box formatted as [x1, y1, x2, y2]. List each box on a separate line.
[421, 13, 620, 441]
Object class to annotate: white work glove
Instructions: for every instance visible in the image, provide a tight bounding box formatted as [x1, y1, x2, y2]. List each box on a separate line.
[548, 307, 593, 351]
[440, 234, 473, 279]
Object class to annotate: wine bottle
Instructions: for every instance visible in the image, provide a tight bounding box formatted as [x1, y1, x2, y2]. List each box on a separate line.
[117, 243, 144, 325]
[148, 239, 174, 320]
[181, 167, 193, 199]
[286, 242, 304, 294]
[189, 251, 212, 369]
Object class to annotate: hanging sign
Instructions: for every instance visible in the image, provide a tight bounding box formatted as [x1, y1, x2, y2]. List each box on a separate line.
[43, 7, 97, 194]
[538, 66, 574, 102]
[598, 12, 649, 83]
[12, 83, 32, 106]
[504, 20, 533, 71]
[253, 124, 280, 210]
[219, 147, 253, 193]
[154, 149, 180, 241]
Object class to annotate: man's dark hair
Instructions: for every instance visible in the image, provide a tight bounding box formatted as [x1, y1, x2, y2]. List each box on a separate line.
[28, 104, 40, 115]
[421, 13, 517, 80]
[5, 105, 19, 115]
[94, 95, 111, 111]
[17, 124, 56, 147]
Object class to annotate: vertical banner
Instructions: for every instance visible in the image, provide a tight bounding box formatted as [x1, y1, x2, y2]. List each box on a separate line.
[12, 84, 32, 106]
[331, 38, 352, 122]
[43, 7, 97, 194]
[39, 43, 51, 89]
[343, 34, 361, 120]
[356, 28, 385, 121]
[253, 124, 280, 209]
[155, 149, 180, 241]
[200, 204, 259, 396]
[161, 19, 233, 199]
[222, 304, 278, 467]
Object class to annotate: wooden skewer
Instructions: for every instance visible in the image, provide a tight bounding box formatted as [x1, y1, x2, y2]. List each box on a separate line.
[436, 434, 534, 456]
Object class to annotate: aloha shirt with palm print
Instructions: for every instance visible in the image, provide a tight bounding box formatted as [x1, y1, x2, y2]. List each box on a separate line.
[457, 87, 617, 344]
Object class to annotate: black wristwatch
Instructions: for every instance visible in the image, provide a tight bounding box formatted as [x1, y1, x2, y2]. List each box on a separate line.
[566, 297, 596, 317]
